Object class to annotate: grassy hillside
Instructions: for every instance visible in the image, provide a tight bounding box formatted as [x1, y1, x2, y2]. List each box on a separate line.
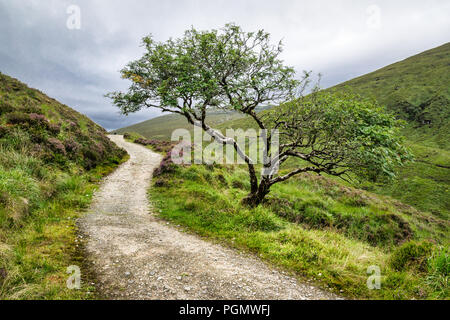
[334, 42, 450, 150]
[111, 110, 245, 140]
[0, 72, 127, 299]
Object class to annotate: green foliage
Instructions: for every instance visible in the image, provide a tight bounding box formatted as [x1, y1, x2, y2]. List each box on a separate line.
[268, 91, 412, 182]
[108, 23, 298, 115]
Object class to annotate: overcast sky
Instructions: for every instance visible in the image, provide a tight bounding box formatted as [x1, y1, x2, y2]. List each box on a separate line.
[0, 0, 449, 130]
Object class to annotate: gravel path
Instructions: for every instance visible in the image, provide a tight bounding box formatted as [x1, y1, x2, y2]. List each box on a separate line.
[79, 135, 340, 300]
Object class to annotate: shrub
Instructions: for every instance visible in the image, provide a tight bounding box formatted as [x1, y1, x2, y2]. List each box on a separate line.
[0, 126, 9, 138]
[154, 150, 177, 176]
[154, 178, 169, 188]
[389, 241, 433, 272]
[6, 112, 29, 125]
[47, 138, 66, 155]
[64, 139, 81, 154]
[28, 113, 47, 124]
[231, 179, 245, 189]
[47, 123, 61, 135]
[0, 101, 14, 115]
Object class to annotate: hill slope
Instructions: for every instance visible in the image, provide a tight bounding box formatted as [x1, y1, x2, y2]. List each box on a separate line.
[0, 72, 127, 299]
[333, 42, 450, 149]
[111, 110, 245, 140]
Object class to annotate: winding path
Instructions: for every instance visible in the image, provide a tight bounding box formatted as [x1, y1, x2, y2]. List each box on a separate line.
[79, 135, 340, 300]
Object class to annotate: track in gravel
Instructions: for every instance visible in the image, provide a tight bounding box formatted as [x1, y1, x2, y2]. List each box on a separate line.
[79, 135, 340, 300]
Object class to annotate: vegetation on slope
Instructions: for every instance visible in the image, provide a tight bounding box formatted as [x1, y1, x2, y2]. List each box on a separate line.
[150, 160, 449, 299]
[0, 72, 127, 299]
[333, 42, 450, 150]
[115, 41, 449, 299]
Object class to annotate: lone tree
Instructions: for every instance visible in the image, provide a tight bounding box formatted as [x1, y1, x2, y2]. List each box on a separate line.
[108, 24, 410, 207]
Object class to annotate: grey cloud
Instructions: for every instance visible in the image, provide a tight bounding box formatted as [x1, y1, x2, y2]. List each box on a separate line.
[0, 0, 449, 130]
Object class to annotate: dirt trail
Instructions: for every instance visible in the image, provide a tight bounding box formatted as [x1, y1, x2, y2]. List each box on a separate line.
[79, 135, 340, 300]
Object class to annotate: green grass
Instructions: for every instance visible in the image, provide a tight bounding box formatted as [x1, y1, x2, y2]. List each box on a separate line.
[0, 72, 128, 299]
[0, 157, 127, 299]
[150, 162, 449, 299]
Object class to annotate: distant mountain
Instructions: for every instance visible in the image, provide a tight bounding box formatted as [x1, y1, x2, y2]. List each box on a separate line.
[111, 110, 244, 140]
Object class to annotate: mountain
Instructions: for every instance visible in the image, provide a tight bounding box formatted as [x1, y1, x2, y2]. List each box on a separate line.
[333, 42, 450, 149]
[0, 72, 127, 299]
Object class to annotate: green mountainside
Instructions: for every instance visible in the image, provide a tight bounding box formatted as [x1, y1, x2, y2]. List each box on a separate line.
[333, 42, 450, 150]
[112, 110, 245, 140]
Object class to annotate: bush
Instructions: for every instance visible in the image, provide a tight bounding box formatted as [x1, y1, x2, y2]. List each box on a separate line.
[0, 101, 14, 115]
[231, 179, 245, 189]
[154, 150, 177, 176]
[0, 126, 9, 138]
[64, 138, 81, 155]
[154, 178, 169, 188]
[6, 112, 29, 125]
[389, 241, 433, 272]
[47, 138, 66, 155]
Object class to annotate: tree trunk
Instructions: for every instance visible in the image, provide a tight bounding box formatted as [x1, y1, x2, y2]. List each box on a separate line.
[242, 178, 271, 207]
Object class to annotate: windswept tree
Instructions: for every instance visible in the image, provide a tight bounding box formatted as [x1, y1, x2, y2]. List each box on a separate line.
[108, 24, 410, 207]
